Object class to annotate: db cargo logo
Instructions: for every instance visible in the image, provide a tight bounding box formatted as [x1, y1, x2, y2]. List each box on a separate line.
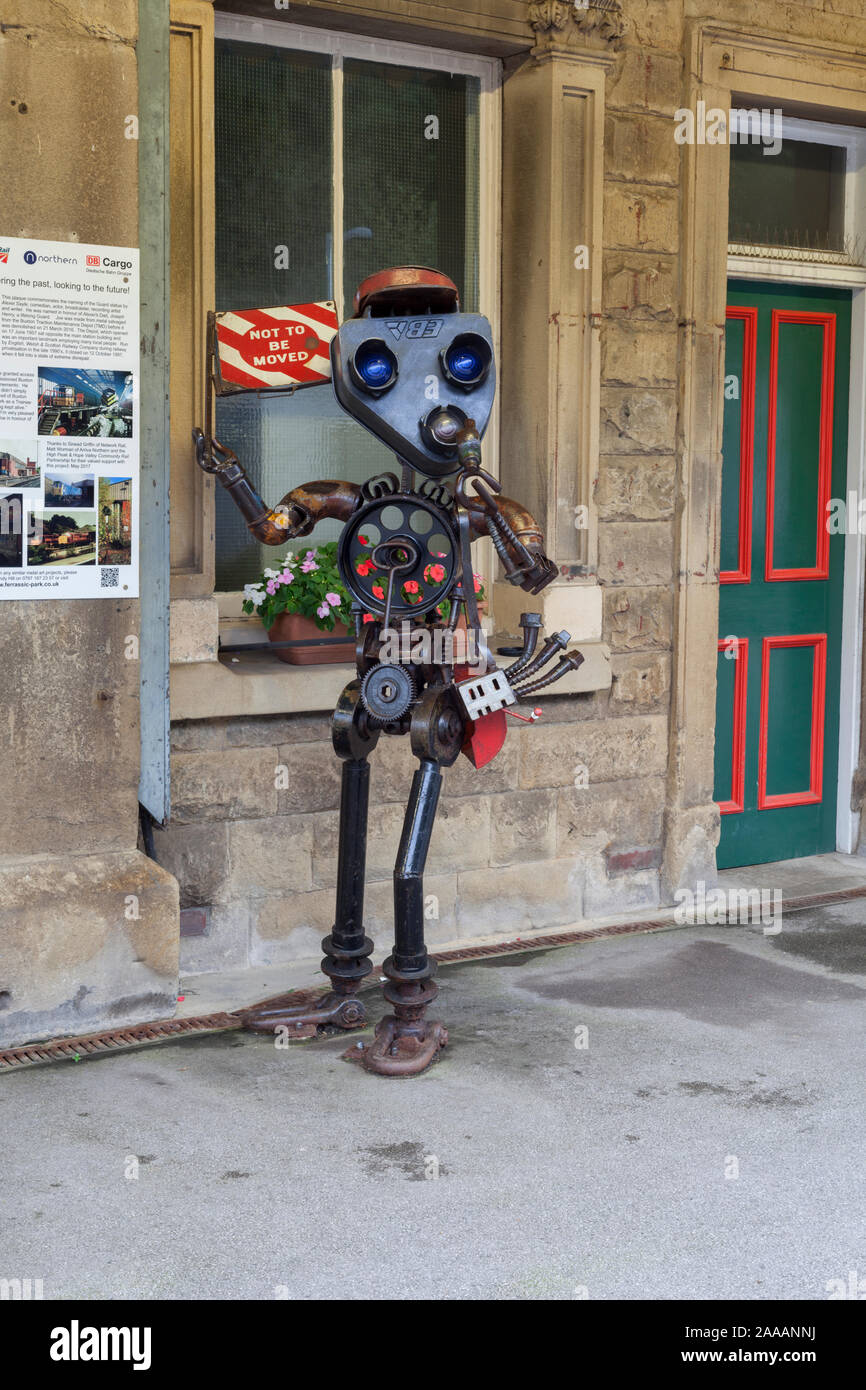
[86, 255, 100, 267]
[214, 303, 339, 392]
[0, 249, 9, 264]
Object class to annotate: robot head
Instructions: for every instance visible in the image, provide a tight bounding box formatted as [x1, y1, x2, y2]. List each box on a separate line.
[330, 267, 495, 479]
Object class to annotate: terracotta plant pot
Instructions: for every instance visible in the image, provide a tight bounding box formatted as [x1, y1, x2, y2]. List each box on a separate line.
[266, 610, 356, 666]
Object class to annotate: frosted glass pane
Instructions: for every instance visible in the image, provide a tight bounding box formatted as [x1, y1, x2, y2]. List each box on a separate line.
[215, 40, 332, 308]
[343, 59, 480, 312]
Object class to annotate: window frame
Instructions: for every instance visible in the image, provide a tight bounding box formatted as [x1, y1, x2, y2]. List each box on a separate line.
[727, 114, 866, 275]
[211, 12, 502, 612]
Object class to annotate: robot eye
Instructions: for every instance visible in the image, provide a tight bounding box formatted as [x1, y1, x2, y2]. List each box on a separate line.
[440, 333, 492, 390]
[350, 339, 398, 395]
[419, 404, 469, 456]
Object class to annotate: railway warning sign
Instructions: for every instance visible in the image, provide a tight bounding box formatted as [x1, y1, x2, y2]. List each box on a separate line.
[214, 302, 339, 394]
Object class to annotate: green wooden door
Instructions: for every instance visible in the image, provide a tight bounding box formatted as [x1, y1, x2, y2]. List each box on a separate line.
[715, 281, 851, 869]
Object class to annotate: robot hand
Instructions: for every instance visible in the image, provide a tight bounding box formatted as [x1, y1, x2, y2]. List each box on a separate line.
[454, 425, 557, 596]
[192, 428, 362, 545]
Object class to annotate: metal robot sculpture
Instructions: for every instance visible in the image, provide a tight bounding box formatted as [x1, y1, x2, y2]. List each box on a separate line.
[194, 267, 583, 1076]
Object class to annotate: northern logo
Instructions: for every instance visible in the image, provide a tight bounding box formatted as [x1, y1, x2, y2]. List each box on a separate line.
[23, 250, 37, 265]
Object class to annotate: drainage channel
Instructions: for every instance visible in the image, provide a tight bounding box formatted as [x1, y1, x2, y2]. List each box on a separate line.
[3, 883, 863, 1071]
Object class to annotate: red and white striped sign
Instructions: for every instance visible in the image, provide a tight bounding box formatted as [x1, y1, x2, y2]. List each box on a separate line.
[215, 302, 338, 392]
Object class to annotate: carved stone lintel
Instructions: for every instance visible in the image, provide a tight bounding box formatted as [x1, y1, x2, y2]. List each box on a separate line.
[528, 0, 626, 49]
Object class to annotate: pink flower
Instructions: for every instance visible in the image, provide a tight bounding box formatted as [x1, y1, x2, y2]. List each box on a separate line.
[281, 569, 294, 584]
[317, 602, 330, 619]
[266, 580, 277, 595]
[473, 574, 483, 593]
[302, 558, 318, 573]
[426, 563, 445, 583]
[325, 592, 341, 607]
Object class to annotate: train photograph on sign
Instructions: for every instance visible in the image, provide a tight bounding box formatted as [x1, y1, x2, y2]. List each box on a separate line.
[37, 368, 134, 438]
[27, 510, 97, 566]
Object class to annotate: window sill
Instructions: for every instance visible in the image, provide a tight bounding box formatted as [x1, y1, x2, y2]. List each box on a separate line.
[170, 637, 611, 721]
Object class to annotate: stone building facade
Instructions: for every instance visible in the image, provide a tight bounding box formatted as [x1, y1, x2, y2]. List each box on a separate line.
[3, 0, 866, 1043]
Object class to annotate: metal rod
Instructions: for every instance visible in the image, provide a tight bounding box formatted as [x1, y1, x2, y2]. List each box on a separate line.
[393, 758, 442, 973]
[513, 651, 585, 698]
[509, 630, 569, 686]
[504, 614, 542, 680]
[333, 758, 371, 953]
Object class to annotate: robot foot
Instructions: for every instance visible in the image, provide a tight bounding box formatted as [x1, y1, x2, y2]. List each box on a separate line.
[346, 1014, 448, 1076]
[239, 988, 367, 1040]
[344, 970, 447, 1076]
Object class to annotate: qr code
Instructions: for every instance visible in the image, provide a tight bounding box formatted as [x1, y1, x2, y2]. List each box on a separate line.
[100, 567, 120, 589]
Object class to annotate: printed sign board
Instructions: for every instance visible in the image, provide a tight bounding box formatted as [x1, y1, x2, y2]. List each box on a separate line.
[0, 235, 139, 599]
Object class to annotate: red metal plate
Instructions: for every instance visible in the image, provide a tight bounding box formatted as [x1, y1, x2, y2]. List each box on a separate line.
[215, 302, 338, 392]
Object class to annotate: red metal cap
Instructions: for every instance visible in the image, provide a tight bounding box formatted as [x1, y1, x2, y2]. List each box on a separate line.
[353, 266, 460, 318]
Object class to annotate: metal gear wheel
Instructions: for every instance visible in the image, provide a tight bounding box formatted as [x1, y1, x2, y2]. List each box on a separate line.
[360, 663, 416, 721]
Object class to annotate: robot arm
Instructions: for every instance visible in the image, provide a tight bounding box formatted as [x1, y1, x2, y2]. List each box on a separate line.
[454, 424, 557, 595]
[462, 489, 555, 594]
[193, 430, 361, 545]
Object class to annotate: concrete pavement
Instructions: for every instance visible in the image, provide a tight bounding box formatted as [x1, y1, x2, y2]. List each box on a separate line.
[2, 903, 864, 1300]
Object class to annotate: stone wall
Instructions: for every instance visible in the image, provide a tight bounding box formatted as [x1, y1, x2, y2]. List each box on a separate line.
[0, 1, 179, 1047]
[157, 661, 670, 972]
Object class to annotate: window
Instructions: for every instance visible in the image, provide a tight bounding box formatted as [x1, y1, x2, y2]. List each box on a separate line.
[212, 16, 497, 592]
[728, 117, 866, 260]
[729, 138, 846, 252]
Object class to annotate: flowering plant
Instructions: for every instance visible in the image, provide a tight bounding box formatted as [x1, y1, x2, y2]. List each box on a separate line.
[436, 572, 486, 622]
[242, 541, 353, 632]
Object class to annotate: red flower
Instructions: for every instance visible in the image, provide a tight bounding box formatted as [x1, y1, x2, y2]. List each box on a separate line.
[358, 534, 369, 546]
[362, 612, 374, 624]
[404, 580, 419, 594]
[372, 584, 384, 599]
[356, 560, 372, 577]
[473, 574, 483, 593]
[426, 563, 445, 583]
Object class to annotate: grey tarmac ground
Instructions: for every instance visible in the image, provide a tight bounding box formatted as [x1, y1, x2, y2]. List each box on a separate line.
[2, 902, 864, 1301]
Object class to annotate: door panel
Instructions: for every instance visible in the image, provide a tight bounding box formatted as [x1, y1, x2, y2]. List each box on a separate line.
[715, 281, 850, 870]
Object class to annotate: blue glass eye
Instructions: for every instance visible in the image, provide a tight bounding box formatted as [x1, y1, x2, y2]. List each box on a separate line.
[357, 351, 392, 386]
[440, 333, 491, 389]
[351, 341, 398, 393]
[446, 346, 482, 382]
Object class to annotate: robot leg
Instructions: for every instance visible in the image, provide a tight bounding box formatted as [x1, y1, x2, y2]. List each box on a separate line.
[355, 756, 448, 1077]
[241, 681, 378, 1038]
